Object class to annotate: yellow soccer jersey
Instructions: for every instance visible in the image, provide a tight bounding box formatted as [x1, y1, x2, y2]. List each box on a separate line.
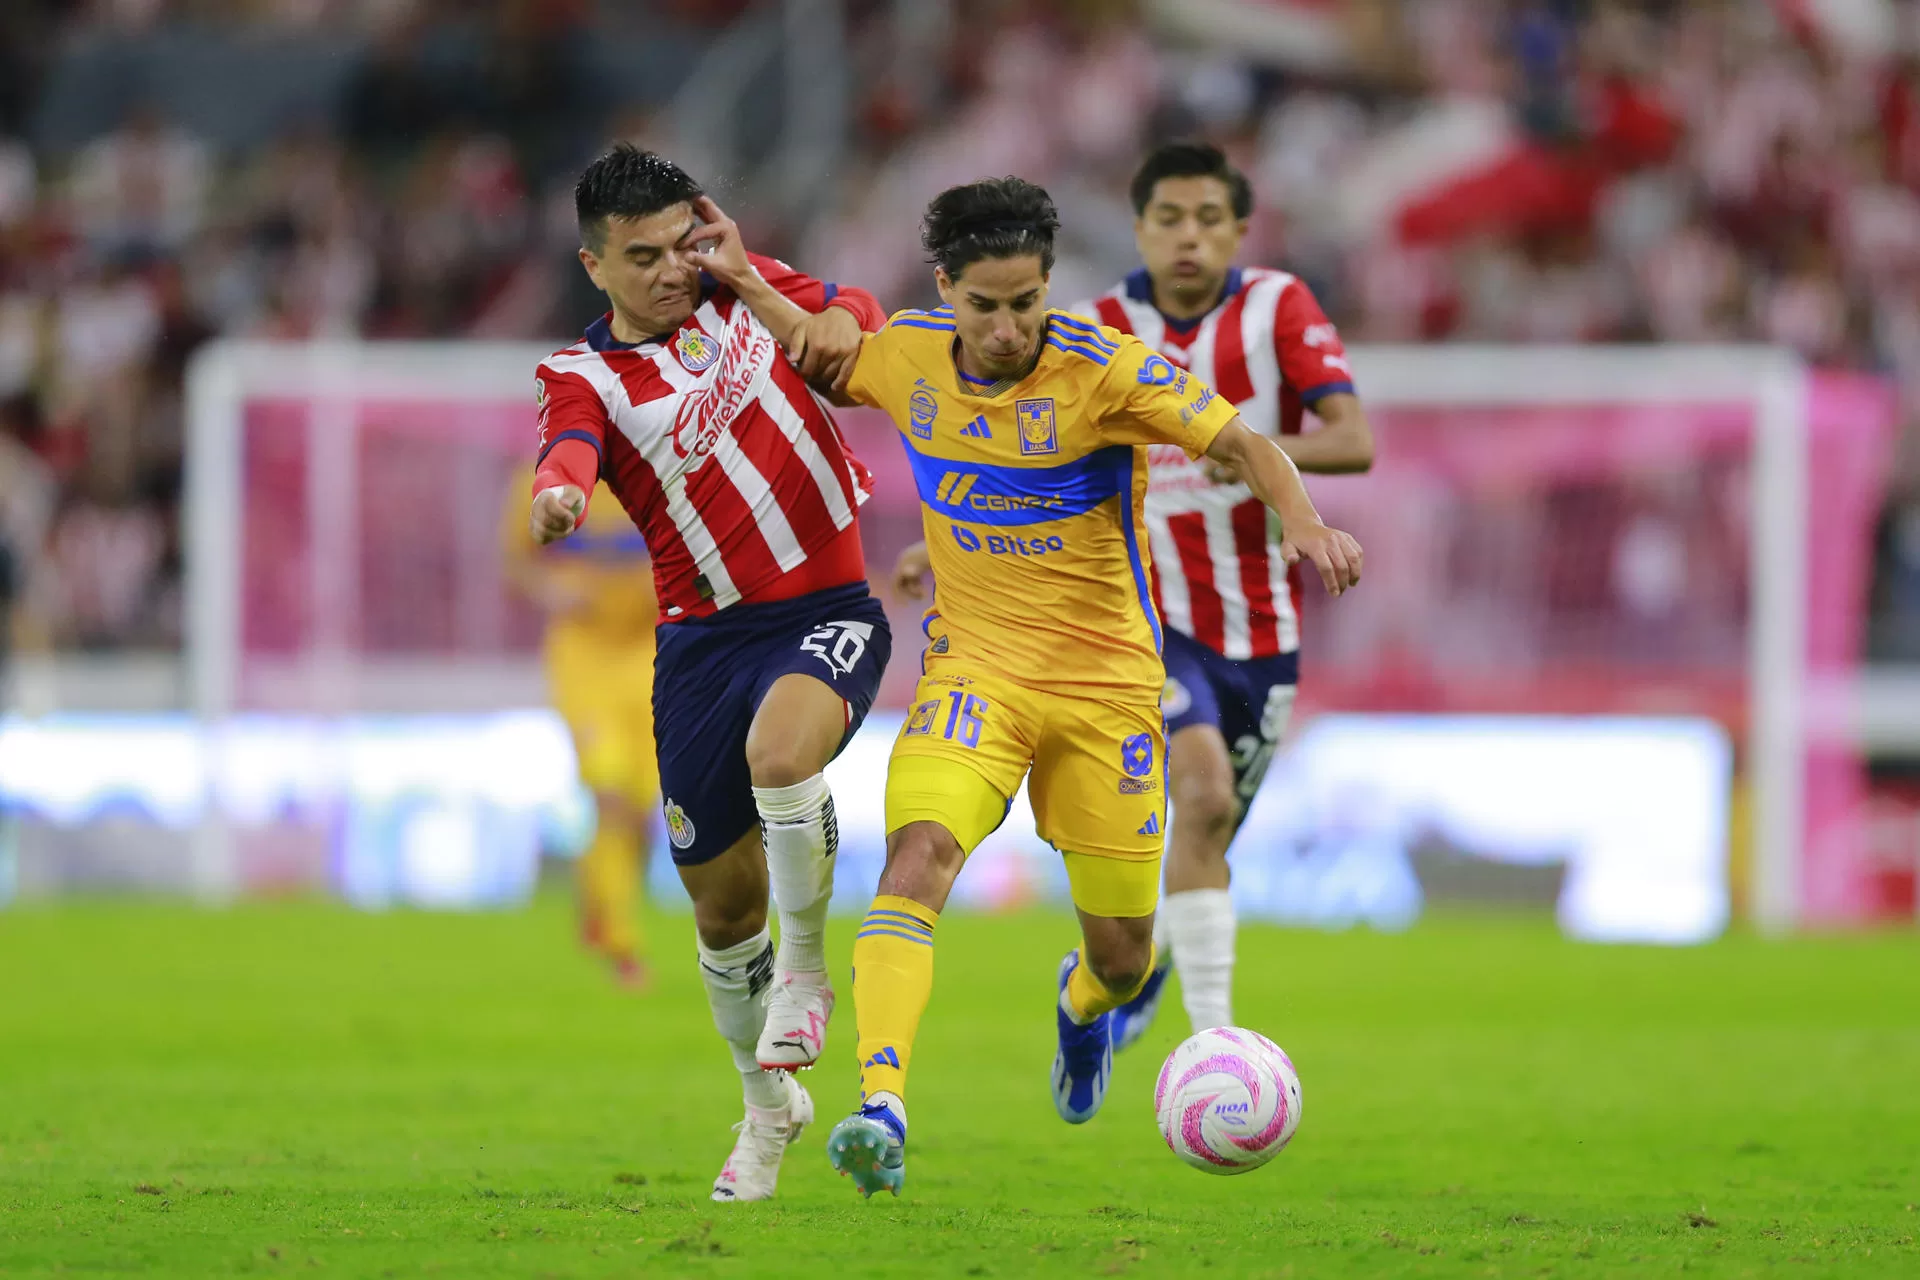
[848, 307, 1239, 703]
[502, 467, 658, 637]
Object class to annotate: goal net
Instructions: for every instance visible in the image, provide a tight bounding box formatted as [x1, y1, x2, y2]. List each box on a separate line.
[179, 340, 1892, 930]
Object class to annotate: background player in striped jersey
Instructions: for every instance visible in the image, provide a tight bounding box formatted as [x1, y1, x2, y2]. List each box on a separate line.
[1069, 142, 1376, 1044]
[528, 146, 894, 1202]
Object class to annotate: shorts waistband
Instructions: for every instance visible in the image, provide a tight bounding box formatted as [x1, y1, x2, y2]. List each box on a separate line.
[662, 580, 875, 634]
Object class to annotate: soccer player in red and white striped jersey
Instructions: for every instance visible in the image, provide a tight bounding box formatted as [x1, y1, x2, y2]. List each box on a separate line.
[1069, 142, 1375, 1044]
[528, 146, 895, 1202]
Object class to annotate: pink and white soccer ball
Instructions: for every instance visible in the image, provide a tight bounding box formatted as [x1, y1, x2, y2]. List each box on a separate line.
[1154, 1027, 1302, 1174]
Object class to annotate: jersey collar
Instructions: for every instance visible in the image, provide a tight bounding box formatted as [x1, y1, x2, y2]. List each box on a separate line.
[948, 316, 1048, 400]
[1123, 265, 1243, 334]
[583, 275, 723, 352]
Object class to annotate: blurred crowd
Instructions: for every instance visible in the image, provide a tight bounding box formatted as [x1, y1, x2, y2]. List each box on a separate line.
[3, 0, 1920, 660]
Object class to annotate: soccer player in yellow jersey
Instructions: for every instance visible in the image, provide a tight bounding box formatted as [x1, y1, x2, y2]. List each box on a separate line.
[502, 465, 660, 989]
[818, 178, 1363, 1197]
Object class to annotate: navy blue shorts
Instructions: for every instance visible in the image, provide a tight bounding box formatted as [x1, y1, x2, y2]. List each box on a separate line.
[1161, 628, 1299, 823]
[652, 582, 893, 866]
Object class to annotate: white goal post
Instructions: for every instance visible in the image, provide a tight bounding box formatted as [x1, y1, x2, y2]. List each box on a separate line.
[183, 340, 1810, 927]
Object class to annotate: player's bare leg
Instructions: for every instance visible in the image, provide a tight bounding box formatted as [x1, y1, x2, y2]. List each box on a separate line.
[746, 672, 853, 1071]
[1162, 725, 1239, 1032]
[679, 831, 811, 1202]
[578, 790, 652, 991]
[829, 819, 968, 1197]
[1113, 725, 1237, 1049]
[1054, 905, 1156, 1122]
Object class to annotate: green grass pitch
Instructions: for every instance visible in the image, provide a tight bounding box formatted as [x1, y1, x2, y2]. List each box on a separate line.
[1, 897, 1916, 1278]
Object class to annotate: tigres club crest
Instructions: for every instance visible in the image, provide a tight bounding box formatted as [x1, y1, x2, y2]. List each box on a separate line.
[675, 328, 720, 372]
[664, 799, 697, 850]
[1015, 397, 1058, 456]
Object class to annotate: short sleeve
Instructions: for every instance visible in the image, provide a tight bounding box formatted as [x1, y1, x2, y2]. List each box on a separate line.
[1273, 279, 1355, 403]
[1096, 334, 1239, 458]
[843, 327, 896, 412]
[534, 365, 608, 465]
[748, 252, 886, 331]
[532, 363, 609, 511]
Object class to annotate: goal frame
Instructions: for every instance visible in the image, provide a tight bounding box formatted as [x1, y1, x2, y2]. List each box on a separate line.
[183, 340, 1809, 927]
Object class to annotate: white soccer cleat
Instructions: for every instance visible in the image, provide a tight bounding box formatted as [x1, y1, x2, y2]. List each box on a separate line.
[710, 1072, 813, 1202]
[756, 971, 835, 1071]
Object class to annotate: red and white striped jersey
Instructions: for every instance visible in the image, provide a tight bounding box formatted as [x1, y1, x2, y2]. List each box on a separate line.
[532, 255, 884, 622]
[1070, 267, 1355, 659]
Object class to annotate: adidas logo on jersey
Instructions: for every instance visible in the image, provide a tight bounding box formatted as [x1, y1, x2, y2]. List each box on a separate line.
[863, 1046, 901, 1069]
[1137, 813, 1161, 836]
[959, 414, 991, 438]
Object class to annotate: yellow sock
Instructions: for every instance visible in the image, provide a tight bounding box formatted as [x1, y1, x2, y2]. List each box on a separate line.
[851, 895, 939, 1103]
[1064, 944, 1156, 1023]
[578, 812, 642, 960]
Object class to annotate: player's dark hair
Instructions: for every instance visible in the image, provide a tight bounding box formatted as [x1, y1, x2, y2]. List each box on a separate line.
[574, 143, 704, 252]
[922, 177, 1060, 280]
[1129, 142, 1253, 220]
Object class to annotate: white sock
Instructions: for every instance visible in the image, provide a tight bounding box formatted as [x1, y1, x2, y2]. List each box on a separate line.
[697, 928, 786, 1110]
[864, 1089, 907, 1134]
[1165, 888, 1235, 1032]
[752, 774, 836, 975]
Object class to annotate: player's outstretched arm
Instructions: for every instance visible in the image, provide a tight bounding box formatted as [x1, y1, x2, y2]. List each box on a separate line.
[682, 197, 812, 350]
[1283, 392, 1375, 474]
[530, 484, 585, 546]
[1205, 417, 1362, 596]
[892, 541, 931, 600]
[682, 196, 870, 393]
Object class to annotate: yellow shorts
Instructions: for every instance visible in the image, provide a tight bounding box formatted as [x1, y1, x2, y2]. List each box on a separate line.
[546, 621, 659, 807]
[884, 668, 1166, 918]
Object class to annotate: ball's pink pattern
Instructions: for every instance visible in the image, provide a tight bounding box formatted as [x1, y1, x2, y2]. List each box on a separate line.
[1171, 1051, 1262, 1110]
[1179, 1093, 1236, 1167]
[1251, 1030, 1295, 1076]
[1227, 1058, 1294, 1152]
[1160, 1033, 1300, 1168]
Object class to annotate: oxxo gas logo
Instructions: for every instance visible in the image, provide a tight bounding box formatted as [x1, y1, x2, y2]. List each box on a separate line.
[951, 526, 1065, 557]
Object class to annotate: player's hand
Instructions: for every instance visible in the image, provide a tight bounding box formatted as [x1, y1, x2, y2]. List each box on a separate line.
[530, 485, 585, 545]
[681, 196, 755, 289]
[789, 305, 864, 394]
[1278, 521, 1363, 597]
[892, 541, 931, 600]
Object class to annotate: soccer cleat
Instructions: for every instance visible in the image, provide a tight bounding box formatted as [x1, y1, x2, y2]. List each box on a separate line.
[756, 971, 834, 1070]
[710, 1072, 813, 1202]
[826, 1098, 906, 1198]
[1052, 950, 1114, 1124]
[610, 954, 653, 993]
[1110, 957, 1171, 1053]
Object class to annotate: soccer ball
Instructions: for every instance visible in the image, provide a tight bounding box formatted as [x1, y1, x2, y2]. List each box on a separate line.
[1154, 1027, 1302, 1174]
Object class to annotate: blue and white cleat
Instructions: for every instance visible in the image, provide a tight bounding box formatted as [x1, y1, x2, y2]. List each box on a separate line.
[1110, 958, 1171, 1053]
[826, 1095, 906, 1198]
[1052, 951, 1113, 1124]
